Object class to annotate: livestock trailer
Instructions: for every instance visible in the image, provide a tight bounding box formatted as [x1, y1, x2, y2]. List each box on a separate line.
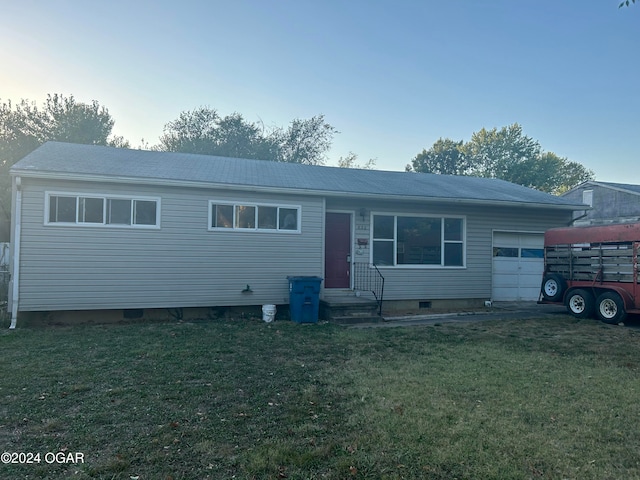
[540, 222, 640, 323]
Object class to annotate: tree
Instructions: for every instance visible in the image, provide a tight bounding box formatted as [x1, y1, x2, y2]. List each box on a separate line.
[463, 124, 593, 193]
[410, 123, 593, 194]
[464, 124, 542, 180]
[157, 108, 336, 166]
[157, 108, 275, 160]
[337, 151, 376, 170]
[10, 94, 124, 147]
[535, 152, 594, 195]
[0, 94, 127, 241]
[271, 115, 337, 165]
[620, 0, 635, 7]
[409, 138, 468, 175]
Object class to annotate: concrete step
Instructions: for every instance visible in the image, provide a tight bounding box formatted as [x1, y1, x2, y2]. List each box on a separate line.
[320, 298, 381, 323]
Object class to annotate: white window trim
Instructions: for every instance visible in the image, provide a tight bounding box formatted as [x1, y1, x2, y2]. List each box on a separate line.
[208, 200, 301, 233]
[370, 212, 466, 269]
[44, 191, 161, 229]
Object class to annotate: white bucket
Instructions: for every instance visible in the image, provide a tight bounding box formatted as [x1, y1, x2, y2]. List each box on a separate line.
[262, 304, 276, 323]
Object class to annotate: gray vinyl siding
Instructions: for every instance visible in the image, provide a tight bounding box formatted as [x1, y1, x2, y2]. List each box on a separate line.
[17, 178, 323, 311]
[326, 198, 571, 301]
[17, 175, 573, 312]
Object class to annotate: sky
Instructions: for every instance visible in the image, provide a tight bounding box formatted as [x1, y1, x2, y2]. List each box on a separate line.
[1, 0, 638, 183]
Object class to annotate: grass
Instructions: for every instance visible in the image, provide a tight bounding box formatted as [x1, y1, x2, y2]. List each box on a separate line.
[1, 314, 640, 479]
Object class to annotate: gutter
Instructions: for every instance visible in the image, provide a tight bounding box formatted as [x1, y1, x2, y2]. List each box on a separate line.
[11, 170, 586, 212]
[9, 176, 21, 329]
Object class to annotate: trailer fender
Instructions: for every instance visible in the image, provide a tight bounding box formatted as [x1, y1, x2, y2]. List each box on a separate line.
[592, 286, 635, 311]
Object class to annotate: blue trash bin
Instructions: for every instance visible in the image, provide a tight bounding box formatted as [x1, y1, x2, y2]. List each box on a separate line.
[287, 276, 323, 323]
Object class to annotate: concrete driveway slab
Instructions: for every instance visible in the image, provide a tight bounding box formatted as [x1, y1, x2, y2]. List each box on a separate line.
[350, 301, 568, 328]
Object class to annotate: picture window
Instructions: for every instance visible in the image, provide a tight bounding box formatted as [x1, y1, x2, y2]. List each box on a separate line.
[372, 214, 464, 267]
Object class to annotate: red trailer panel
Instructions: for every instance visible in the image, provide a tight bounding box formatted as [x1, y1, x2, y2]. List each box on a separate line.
[540, 222, 640, 324]
[545, 222, 640, 246]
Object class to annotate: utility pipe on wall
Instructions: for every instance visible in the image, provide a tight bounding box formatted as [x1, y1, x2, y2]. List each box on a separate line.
[9, 176, 21, 329]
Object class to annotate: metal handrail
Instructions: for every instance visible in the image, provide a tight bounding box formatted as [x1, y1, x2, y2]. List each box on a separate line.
[353, 262, 385, 315]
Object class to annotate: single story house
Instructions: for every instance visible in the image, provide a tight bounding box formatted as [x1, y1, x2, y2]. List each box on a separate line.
[562, 181, 640, 226]
[7, 142, 585, 327]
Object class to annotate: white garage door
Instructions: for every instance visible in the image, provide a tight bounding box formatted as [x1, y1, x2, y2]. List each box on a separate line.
[492, 232, 544, 301]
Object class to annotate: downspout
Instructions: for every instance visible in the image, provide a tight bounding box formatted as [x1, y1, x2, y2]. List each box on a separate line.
[9, 176, 21, 329]
[568, 211, 588, 226]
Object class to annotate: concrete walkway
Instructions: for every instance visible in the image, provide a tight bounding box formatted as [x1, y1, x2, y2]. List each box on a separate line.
[350, 301, 568, 328]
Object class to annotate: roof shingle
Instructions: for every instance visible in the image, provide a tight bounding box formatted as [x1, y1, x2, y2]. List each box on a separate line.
[11, 141, 584, 208]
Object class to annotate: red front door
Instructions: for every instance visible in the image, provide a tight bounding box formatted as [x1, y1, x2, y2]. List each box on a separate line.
[325, 212, 351, 288]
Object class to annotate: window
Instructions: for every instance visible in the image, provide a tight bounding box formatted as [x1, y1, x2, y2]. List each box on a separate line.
[49, 195, 76, 223]
[212, 204, 233, 228]
[521, 248, 544, 258]
[209, 201, 301, 232]
[279, 208, 299, 230]
[258, 206, 277, 229]
[493, 247, 544, 258]
[46, 193, 160, 228]
[493, 247, 519, 257]
[107, 199, 132, 225]
[78, 197, 104, 223]
[372, 214, 464, 267]
[493, 247, 544, 259]
[235, 205, 256, 229]
[134, 200, 157, 226]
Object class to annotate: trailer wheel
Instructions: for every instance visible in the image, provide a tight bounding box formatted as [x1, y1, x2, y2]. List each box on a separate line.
[565, 289, 594, 319]
[542, 274, 565, 302]
[595, 292, 627, 325]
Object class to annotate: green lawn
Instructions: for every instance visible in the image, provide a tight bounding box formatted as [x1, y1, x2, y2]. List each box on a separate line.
[1, 314, 640, 479]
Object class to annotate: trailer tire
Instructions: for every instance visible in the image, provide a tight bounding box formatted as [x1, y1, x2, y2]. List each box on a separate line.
[595, 291, 627, 325]
[565, 289, 594, 319]
[542, 274, 565, 302]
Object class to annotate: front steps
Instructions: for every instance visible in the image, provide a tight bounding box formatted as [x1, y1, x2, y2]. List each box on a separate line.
[320, 293, 383, 324]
